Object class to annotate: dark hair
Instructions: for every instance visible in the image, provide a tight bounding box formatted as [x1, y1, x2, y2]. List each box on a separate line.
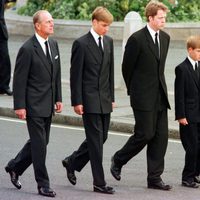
[145, 0, 169, 22]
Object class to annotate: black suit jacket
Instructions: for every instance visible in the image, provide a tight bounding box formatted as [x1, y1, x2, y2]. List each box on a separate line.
[175, 58, 200, 123]
[70, 32, 114, 114]
[0, 0, 16, 40]
[122, 26, 170, 111]
[13, 35, 62, 117]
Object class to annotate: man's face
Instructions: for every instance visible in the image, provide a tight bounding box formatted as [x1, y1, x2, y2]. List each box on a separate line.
[92, 19, 110, 36]
[189, 48, 200, 61]
[149, 9, 167, 31]
[36, 12, 54, 39]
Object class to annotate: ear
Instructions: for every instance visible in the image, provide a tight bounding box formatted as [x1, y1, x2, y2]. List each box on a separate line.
[148, 16, 153, 22]
[35, 22, 40, 31]
[92, 19, 98, 26]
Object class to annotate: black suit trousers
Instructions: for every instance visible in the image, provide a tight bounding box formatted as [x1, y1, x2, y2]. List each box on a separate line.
[7, 116, 52, 187]
[114, 109, 168, 183]
[180, 123, 200, 181]
[70, 113, 110, 186]
[0, 40, 11, 90]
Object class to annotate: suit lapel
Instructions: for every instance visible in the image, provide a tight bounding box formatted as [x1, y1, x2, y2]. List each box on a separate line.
[33, 36, 52, 75]
[186, 58, 199, 89]
[144, 27, 160, 60]
[159, 31, 168, 63]
[48, 39, 57, 78]
[87, 32, 103, 64]
[100, 36, 109, 72]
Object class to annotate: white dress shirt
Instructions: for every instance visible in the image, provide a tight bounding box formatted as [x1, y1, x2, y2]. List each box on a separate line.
[90, 28, 104, 49]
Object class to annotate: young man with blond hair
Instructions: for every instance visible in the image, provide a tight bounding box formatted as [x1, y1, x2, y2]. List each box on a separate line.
[62, 7, 115, 194]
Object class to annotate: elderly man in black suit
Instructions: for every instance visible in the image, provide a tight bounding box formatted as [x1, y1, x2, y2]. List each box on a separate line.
[62, 6, 115, 194]
[5, 10, 62, 197]
[110, 1, 172, 190]
[0, 0, 16, 95]
[175, 35, 200, 188]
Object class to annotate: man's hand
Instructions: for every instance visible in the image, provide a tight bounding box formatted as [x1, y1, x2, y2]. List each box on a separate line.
[15, 109, 26, 120]
[112, 102, 116, 109]
[74, 105, 84, 115]
[55, 102, 63, 113]
[178, 118, 188, 126]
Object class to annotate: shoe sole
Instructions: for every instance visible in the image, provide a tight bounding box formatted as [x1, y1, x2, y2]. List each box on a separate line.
[182, 182, 199, 188]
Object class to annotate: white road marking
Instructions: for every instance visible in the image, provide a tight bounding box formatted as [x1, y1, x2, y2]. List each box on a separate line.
[0, 117, 181, 143]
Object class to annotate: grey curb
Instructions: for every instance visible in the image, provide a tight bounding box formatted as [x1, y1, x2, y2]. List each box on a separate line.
[0, 107, 179, 139]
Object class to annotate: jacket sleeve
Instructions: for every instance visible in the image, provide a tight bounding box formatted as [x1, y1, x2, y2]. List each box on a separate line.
[54, 41, 62, 102]
[70, 40, 84, 106]
[110, 38, 115, 102]
[122, 36, 140, 95]
[174, 66, 185, 120]
[13, 46, 31, 110]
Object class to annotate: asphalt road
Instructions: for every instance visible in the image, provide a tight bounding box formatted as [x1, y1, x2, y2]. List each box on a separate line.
[0, 117, 200, 200]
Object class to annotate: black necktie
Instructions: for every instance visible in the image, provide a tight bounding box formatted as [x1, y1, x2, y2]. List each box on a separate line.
[155, 32, 159, 57]
[45, 41, 52, 65]
[98, 36, 104, 56]
[195, 62, 199, 79]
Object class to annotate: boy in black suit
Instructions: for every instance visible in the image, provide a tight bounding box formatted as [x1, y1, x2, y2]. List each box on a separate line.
[175, 35, 200, 188]
[62, 7, 115, 194]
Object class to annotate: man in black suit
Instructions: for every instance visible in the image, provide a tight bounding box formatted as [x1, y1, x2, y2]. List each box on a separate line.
[175, 35, 200, 188]
[62, 7, 115, 194]
[110, 1, 172, 190]
[5, 10, 62, 197]
[0, 0, 16, 95]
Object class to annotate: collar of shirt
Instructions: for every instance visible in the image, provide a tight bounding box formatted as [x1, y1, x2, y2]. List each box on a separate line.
[35, 32, 49, 55]
[187, 55, 197, 70]
[90, 28, 103, 48]
[147, 23, 160, 44]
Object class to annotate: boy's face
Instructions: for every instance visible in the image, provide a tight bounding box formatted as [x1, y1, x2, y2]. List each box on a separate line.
[188, 48, 200, 61]
[92, 19, 110, 36]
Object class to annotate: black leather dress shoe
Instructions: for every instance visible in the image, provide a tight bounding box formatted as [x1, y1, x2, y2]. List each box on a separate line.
[110, 156, 121, 181]
[194, 176, 200, 184]
[62, 158, 76, 185]
[0, 88, 13, 96]
[182, 180, 199, 188]
[148, 181, 172, 190]
[5, 166, 21, 189]
[38, 187, 56, 197]
[93, 185, 115, 194]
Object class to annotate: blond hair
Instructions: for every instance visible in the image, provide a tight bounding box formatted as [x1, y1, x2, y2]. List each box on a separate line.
[186, 35, 200, 49]
[145, 0, 169, 22]
[92, 6, 113, 24]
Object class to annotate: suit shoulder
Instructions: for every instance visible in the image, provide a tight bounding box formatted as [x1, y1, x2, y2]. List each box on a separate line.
[75, 33, 88, 43]
[19, 36, 34, 51]
[49, 37, 58, 45]
[129, 28, 144, 39]
[175, 59, 188, 71]
[104, 35, 113, 41]
[126, 28, 146, 44]
[160, 30, 170, 40]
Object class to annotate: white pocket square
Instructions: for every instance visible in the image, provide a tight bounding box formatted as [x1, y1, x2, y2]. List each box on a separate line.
[55, 55, 59, 59]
